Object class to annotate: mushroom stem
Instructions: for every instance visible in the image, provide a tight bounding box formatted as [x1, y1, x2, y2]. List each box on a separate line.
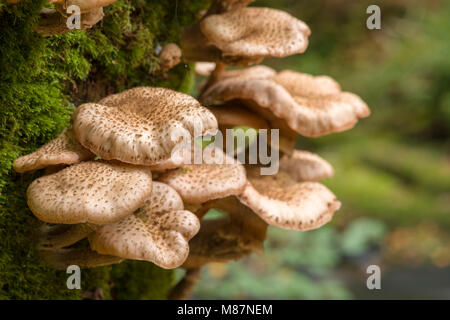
[168, 268, 201, 300]
[198, 62, 226, 96]
[39, 248, 123, 270]
[37, 223, 98, 250]
[182, 214, 265, 269]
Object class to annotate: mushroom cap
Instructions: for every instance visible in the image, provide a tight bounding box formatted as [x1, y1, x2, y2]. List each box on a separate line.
[200, 7, 310, 58]
[89, 182, 200, 269]
[27, 161, 153, 224]
[238, 169, 341, 231]
[13, 128, 94, 173]
[279, 150, 334, 182]
[158, 147, 247, 204]
[201, 69, 370, 137]
[72, 87, 218, 166]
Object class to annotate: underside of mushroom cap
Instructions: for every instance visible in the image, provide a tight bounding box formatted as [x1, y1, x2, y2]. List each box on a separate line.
[238, 169, 341, 231]
[201, 69, 370, 137]
[200, 7, 310, 58]
[27, 161, 153, 224]
[158, 147, 247, 204]
[72, 87, 218, 166]
[13, 128, 94, 173]
[279, 150, 334, 182]
[89, 182, 200, 269]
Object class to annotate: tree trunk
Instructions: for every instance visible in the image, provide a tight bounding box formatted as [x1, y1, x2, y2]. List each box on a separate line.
[0, 0, 211, 299]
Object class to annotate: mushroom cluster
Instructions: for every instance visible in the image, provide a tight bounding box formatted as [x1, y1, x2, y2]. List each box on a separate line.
[14, 0, 370, 299]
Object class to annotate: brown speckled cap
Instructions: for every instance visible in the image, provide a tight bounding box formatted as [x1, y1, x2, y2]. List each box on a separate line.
[238, 169, 341, 231]
[159, 147, 247, 204]
[279, 150, 334, 182]
[13, 128, 94, 173]
[89, 182, 200, 269]
[200, 7, 310, 59]
[202, 69, 370, 137]
[27, 161, 153, 224]
[71, 87, 218, 166]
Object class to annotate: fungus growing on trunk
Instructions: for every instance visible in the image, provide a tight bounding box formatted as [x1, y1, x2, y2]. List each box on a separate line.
[181, 7, 310, 65]
[26, 161, 153, 224]
[13, 128, 94, 173]
[202, 68, 370, 137]
[89, 182, 200, 269]
[72, 87, 218, 166]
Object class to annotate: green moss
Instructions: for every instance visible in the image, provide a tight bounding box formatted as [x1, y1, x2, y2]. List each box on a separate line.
[0, 0, 211, 299]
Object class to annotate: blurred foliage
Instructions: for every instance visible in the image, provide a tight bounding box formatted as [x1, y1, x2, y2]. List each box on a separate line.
[194, 0, 450, 299]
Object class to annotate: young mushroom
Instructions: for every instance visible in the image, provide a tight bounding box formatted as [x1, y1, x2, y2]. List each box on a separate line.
[71, 87, 218, 166]
[201, 68, 371, 138]
[159, 43, 182, 72]
[89, 182, 200, 269]
[26, 161, 153, 225]
[238, 168, 341, 231]
[181, 7, 310, 65]
[13, 127, 94, 173]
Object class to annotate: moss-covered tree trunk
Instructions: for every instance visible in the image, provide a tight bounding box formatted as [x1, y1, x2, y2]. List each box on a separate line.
[0, 0, 210, 299]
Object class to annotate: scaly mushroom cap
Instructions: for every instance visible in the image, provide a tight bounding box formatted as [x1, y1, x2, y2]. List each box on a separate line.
[13, 128, 94, 173]
[89, 182, 200, 269]
[200, 7, 310, 59]
[279, 150, 334, 182]
[238, 169, 341, 231]
[27, 161, 153, 224]
[159, 147, 247, 204]
[72, 87, 218, 166]
[202, 69, 370, 137]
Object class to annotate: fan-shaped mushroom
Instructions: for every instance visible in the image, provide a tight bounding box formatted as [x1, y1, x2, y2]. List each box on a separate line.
[181, 7, 310, 65]
[158, 147, 247, 204]
[201, 68, 370, 137]
[238, 168, 341, 231]
[13, 128, 94, 173]
[71, 87, 218, 166]
[27, 161, 153, 225]
[89, 182, 200, 269]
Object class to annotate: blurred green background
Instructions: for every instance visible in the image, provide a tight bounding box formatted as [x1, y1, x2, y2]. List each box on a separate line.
[191, 0, 450, 299]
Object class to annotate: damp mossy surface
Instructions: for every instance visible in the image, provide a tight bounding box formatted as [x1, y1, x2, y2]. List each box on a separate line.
[0, 0, 210, 299]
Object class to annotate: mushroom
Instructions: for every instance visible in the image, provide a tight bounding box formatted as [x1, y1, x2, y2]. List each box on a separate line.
[35, 7, 104, 37]
[238, 168, 341, 231]
[88, 182, 200, 269]
[201, 68, 370, 137]
[159, 43, 182, 72]
[158, 147, 247, 204]
[13, 128, 94, 173]
[279, 150, 334, 182]
[27, 161, 153, 225]
[71, 87, 218, 166]
[51, 0, 117, 13]
[181, 7, 310, 65]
